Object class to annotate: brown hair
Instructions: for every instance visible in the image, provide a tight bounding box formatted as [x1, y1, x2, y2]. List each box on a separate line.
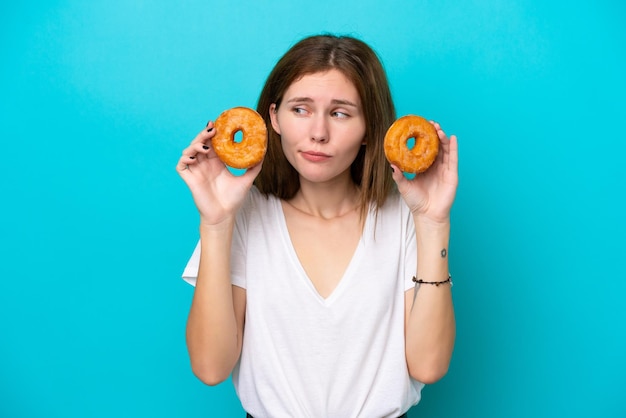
[254, 34, 396, 218]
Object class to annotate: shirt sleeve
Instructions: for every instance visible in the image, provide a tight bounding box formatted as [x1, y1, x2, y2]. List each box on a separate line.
[181, 240, 201, 287]
[403, 199, 418, 292]
[180, 189, 254, 288]
[230, 203, 248, 289]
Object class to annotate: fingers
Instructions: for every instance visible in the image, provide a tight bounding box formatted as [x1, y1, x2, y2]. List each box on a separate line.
[176, 161, 190, 173]
[430, 120, 449, 143]
[389, 164, 408, 188]
[448, 134, 458, 174]
[191, 121, 216, 144]
[176, 121, 217, 173]
[178, 141, 209, 168]
[183, 141, 212, 159]
[240, 160, 264, 183]
[430, 120, 455, 168]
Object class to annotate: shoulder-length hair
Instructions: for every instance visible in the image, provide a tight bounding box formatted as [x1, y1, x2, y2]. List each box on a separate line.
[254, 34, 397, 219]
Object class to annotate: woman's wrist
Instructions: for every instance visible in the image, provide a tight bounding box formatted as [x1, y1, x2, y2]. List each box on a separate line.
[412, 213, 451, 236]
[413, 215, 451, 274]
[199, 216, 235, 235]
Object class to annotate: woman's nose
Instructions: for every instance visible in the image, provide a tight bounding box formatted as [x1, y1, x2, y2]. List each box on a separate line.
[310, 114, 329, 143]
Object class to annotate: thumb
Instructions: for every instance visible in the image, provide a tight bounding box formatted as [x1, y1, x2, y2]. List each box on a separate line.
[239, 161, 263, 184]
[390, 164, 409, 193]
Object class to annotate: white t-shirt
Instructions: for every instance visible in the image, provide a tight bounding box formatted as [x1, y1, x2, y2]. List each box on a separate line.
[182, 187, 424, 417]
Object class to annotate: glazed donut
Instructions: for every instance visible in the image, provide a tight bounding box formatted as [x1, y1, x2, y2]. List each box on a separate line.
[384, 115, 439, 173]
[212, 107, 268, 169]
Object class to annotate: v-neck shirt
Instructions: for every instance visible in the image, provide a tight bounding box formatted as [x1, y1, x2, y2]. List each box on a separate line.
[183, 186, 423, 417]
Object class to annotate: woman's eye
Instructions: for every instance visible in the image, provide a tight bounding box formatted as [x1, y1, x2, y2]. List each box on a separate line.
[293, 107, 307, 115]
[332, 111, 349, 119]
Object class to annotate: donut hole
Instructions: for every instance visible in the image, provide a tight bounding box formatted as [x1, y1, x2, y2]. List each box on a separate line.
[404, 137, 417, 179]
[234, 130, 243, 143]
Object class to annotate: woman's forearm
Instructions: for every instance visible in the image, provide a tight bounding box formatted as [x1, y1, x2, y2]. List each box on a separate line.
[186, 220, 245, 385]
[405, 218, 456, 384]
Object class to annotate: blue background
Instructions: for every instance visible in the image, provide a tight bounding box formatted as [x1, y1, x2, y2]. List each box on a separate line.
[1, 1, 624, 417]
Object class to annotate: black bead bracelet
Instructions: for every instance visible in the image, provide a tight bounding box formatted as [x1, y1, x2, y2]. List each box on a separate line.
[412, 273, 453, 287]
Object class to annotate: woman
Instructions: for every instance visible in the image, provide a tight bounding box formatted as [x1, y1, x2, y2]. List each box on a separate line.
[177, 34, 458, 418]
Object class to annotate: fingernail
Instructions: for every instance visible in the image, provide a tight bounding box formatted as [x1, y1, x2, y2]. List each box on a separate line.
[206, 120, 211, 127]
[207, 127, 214, 133]
[202, 145, 209, 150]
[189, 156, 196, 159]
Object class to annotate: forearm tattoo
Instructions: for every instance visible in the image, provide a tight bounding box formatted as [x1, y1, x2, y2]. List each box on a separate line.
[411, 248, 450, 304]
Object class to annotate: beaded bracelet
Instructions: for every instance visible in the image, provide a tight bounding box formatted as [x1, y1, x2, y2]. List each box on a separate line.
[412, 273, 453, 287]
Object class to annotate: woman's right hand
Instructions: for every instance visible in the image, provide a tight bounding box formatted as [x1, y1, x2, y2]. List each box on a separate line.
[176, 121, 262, 226]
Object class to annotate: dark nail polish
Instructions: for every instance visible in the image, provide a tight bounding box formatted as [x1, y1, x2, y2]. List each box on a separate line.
[206, 120, 211, 127]
[207, 127, 214, 133]
[202, 145, 209, 150]
[189, 156, 195, 159]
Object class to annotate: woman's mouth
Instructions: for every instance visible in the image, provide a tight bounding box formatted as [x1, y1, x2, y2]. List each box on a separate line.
[301, 151, 331, 162]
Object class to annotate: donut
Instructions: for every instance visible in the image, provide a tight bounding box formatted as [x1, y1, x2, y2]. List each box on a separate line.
[384, 115, 439, 173]
[212, 107, 268, 169]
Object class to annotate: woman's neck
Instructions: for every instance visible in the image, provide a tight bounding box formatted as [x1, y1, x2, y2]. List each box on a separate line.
[287, 177, 360, 220]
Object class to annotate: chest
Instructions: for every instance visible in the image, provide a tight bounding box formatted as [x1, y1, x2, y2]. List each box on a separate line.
[282, 206, 362, 299]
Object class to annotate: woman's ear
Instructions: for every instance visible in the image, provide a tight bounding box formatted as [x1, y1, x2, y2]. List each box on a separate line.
[269, 103, 281, 135]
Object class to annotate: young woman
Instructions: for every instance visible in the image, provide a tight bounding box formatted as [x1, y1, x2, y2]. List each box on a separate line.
[177, 34, 458, 418]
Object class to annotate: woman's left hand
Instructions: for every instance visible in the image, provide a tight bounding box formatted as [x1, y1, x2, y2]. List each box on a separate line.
[391, 121, 459, 225]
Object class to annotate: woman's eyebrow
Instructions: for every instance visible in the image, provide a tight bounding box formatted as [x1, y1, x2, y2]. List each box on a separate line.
[286, 97, 313, 104]
[331, 99, 359, 107]
[285, 97, 359, 107]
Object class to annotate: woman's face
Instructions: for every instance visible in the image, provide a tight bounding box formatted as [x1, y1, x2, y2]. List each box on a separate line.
[270, 69, 366, 186]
